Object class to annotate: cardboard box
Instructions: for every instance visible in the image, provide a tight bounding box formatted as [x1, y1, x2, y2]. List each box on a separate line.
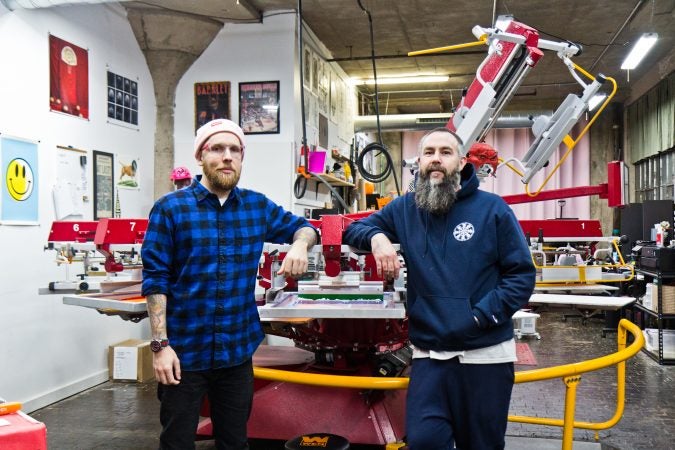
[108, 339, 154, 382]
[642, 283, 675, 313]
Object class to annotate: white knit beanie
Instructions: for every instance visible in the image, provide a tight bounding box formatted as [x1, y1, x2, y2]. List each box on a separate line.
[194, 119, 246, 160]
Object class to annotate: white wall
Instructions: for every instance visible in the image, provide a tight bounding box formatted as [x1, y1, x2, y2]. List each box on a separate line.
[0, 4, 155, 412]
[174, 12, 297, 210]
[174, 14, 357, 215]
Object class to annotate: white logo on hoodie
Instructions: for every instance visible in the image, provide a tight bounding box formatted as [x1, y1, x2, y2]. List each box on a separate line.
[453, 222, 474, 241]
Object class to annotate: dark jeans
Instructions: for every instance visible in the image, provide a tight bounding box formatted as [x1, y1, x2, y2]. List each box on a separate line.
[157, 359, 254, 450]
[405, 357, 514, 450]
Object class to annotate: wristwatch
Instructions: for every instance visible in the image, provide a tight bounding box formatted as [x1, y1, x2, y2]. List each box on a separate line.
[150, 338, 169, 353]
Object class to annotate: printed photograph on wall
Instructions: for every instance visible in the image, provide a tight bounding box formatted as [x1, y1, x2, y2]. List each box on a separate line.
[116, 154, 140, 190]
[239, 81, 280, 134]
[107, 70, 138, 128]
[49, 34, 89, 119]
[303, 88, 317, 129]
[93, 150, 114, 220]
[329, 72, 339, 122]
[311, 53, 320, 93]
[194, 81, 230, 132]
[317, 61, 329, 115]
[53, 145, 87, 220]
[303, 44, 312, 91]
[1, 135, 39, 224]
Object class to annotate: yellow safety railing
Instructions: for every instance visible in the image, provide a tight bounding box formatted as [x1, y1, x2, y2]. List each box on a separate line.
[253, 319, 644, 450]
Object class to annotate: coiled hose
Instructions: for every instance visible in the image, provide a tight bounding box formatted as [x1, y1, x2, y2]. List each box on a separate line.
[357, 141, 401, 195]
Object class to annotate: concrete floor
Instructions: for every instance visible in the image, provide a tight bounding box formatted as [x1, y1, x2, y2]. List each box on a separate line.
[31, 310, 674, 449]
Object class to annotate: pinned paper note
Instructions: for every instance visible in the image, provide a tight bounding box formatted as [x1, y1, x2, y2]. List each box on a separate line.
[113, 346, 138, 380]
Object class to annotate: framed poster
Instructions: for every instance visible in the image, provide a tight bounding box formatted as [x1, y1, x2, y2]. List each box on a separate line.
[329, 72, 339, 122]
[116, 153, 140, 190]
[1, 135, 39, 224]
[93, 150, 114, 219]
[107, 70, 138, 128]
[302, 44, 312, 91]
[311, 53, 320, 93]
[194, 81, 230, 132]
[317, 61, 329, 115]
[239, 81, 280, 134]
[49, 34, 89, 119]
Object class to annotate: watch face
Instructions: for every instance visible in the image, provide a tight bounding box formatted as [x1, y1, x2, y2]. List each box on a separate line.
[150, 340, 162, 352]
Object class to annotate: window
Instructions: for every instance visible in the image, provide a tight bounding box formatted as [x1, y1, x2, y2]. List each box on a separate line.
[635, 148, 675, 202]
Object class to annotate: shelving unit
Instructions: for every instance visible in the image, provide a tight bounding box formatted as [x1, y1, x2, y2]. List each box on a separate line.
[632, 268, 675, 365]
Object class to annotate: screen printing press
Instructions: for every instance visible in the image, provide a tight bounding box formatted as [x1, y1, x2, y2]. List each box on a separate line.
[42, 218, 146, 295]
[61, 281, 406, 321]
[62, 283, 147, 322]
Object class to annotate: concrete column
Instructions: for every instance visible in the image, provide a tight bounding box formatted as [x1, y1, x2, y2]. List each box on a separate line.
[589, 104, 622, 235]
[380, 132, 403, 196]
[126, 8, 222, 198]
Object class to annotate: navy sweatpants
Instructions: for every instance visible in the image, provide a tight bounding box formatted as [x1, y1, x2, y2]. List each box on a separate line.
[405, 357, 514, 450]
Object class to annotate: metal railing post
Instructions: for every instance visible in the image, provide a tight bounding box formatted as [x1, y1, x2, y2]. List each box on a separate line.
[562, 375, 581, 449]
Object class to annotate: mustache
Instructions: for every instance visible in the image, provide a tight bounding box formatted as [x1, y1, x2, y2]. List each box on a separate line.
[424, 164, 447, 175]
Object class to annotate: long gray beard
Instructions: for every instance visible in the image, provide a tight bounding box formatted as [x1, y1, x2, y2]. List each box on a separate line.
[415, 169, 461, 215]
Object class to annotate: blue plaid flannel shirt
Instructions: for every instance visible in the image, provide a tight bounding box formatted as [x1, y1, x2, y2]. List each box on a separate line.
[141, 180, 315, 371]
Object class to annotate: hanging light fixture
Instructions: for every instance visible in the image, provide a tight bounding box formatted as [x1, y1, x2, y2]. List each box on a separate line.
[588, 94, 607, 111]
[620, 33, 658, 70]
[350, 75, 449, 86]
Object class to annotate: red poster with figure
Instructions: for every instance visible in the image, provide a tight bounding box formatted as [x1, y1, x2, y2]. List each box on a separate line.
[49, 34, 89, 119]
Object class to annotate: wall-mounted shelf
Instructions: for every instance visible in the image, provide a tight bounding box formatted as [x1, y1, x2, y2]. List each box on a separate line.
[309, 173, 354, 187]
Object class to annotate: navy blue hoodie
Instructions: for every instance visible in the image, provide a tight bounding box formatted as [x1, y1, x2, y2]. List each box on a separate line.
[343, 164, 536, 351]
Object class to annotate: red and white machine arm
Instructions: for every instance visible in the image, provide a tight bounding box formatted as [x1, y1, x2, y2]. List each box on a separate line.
[413, 15, 611, 183]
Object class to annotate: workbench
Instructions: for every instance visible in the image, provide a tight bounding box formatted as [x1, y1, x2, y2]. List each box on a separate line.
[534, 284, 619, 295]
[528, 293, 635, 335]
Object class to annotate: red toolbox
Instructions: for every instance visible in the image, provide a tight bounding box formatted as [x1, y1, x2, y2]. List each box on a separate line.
[0, 411, 47, 449]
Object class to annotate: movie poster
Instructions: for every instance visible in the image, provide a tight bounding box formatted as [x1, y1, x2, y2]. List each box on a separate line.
[49, 34, 89, 119]
[194, 81, 230, 132]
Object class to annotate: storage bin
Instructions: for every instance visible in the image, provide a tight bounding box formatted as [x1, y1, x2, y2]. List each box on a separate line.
[644, 329, 675, 359]
[307, 151, 327, 173]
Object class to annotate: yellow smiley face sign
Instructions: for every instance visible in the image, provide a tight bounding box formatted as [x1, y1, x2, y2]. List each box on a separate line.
[6, 158, 34, 201]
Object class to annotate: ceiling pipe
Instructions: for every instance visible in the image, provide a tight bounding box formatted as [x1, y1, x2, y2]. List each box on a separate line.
[354, 112, 552, 133]
[0, 0, 124, 9]
[589, 0, 645, 72]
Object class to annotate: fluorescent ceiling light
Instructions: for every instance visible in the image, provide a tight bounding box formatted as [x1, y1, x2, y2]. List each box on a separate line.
[621, 33, 658, 70]
[350, 75, 449, 86]
[262, 104, 278, 111]
[588, 94, 607, 111]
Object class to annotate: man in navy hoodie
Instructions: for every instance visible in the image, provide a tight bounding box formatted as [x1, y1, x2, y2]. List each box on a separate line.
[343, 128, 536, 450]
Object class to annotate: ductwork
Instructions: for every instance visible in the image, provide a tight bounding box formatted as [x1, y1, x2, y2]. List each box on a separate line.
[354, 111, 553, 133]
[0, 0, 126, 10]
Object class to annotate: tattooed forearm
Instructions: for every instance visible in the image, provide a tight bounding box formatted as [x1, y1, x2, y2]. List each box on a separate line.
[293, 227, 317, 250]
[146, 293, 168, 339]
